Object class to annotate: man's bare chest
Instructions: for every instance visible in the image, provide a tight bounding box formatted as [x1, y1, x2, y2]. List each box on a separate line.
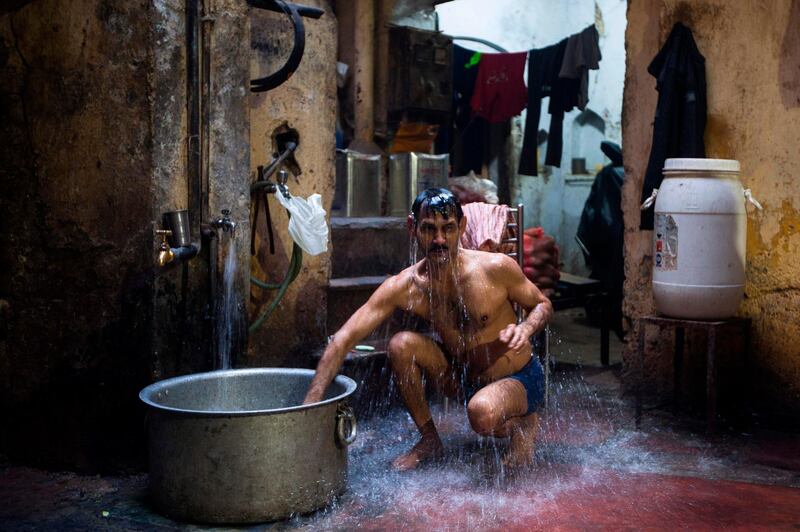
[409, 282, 508, 334]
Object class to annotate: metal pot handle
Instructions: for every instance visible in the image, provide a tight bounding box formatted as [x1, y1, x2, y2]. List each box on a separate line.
[335, 404, 357, 447]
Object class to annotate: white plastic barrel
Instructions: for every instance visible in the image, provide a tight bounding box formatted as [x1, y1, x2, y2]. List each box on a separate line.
[645, 158, 758, 320]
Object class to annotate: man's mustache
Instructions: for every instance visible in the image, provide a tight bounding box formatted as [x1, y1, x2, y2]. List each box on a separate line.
[427, 244, 449, 253]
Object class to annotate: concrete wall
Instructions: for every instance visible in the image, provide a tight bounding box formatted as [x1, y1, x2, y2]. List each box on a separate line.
[623, 0, 800, 414]
[150, 0, 250, 380]
[436, 0, 627, 275]
[207, 0, 252, 371]
[0, 0, 156, 472]
[0, 0, 251, 471]
[247, 1, 337, 368]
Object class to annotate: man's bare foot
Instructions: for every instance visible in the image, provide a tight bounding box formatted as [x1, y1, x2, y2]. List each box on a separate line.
[501, 412, 539, 468]
[392, 431, 444, 471]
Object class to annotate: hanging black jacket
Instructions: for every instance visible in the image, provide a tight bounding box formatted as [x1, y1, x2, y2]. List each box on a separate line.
[639, 22, 707, 229]
[577, 141, 624, 295]
[577, 141, 624, 334]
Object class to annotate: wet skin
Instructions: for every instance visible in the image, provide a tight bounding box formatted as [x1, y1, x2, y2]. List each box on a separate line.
[305, 208, 553, 469]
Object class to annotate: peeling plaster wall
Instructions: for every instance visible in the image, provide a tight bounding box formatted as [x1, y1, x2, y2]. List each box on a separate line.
[151, 0, 250, 379]
[0, 0, 155, 471]
[0, 0, 251, 471]
[623, 0, 800, 413]
[247, 1, 336, 367]
[207, 0, 251, 369]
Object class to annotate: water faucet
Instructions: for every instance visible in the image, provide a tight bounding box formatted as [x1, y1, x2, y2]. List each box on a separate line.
[155, 211, 200, 267]
[276, 169, 292, 199]
[156, 229, 175, 267]
[277, 168, 289, 186]
[211, 209, 236, 237]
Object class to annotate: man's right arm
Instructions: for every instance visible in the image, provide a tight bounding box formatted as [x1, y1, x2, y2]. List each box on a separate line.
[303, 275, 405, 404]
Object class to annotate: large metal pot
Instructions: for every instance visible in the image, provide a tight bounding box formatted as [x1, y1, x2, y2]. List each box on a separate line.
[139, 368, 357, 524]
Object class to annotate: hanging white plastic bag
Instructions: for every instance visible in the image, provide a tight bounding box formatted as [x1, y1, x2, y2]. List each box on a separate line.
[275, 190, 329, 256]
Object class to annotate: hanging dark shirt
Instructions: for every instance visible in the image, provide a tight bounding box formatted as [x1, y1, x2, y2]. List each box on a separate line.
[640, 22, 707, 229]
[519, 39, 578, 175]
[559, 24, 602, 110]
[452, 44, 487, 175]
[453, 45, 479, 129]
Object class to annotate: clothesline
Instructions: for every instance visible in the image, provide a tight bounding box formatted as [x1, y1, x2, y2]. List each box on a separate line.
[448, 35, 508, 53]
[451, 24, 602, 177]
[449, 24, 597, 66]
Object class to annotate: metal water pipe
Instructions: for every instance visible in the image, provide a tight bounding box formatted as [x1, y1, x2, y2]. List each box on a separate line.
[156, 0, 217, 267]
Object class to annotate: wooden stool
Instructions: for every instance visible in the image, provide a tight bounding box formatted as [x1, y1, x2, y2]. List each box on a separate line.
[635, 315, 751, 432]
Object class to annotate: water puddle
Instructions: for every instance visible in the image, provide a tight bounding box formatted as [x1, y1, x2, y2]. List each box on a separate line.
[272, 357, 800, 531]
[275, 368, 639, 530]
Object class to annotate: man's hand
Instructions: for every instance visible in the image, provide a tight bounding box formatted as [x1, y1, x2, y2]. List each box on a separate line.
[498, 322, 535, 351]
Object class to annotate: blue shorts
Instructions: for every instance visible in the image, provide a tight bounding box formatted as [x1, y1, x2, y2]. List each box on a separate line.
[507, 357, 545, 415]
[465, 357, 545, 415]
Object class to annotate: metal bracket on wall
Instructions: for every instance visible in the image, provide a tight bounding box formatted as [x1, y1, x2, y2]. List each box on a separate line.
[248, 0, 324, 93]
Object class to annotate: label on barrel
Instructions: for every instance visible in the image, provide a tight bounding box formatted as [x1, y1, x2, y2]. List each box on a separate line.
[654, 214, 678, 271]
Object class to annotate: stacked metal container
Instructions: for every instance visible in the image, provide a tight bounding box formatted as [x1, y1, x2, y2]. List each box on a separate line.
[333, 149, 383, 217]
[388, 152, 449, 217]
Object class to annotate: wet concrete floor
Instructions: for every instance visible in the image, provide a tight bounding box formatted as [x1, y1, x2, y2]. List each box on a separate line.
[2, 314, 799, 530]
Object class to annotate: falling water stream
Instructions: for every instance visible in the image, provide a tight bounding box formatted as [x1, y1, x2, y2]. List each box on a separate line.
[216, 238, 238, 370]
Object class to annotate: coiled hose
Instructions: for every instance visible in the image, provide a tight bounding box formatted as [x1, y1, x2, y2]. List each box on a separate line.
[249, 242, 303, 333]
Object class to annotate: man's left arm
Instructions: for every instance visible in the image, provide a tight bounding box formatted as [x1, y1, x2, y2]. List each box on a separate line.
[495, 255, 553, 351]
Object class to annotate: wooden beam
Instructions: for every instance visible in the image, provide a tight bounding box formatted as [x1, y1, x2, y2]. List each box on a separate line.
[374, 0, 394, 140]
[352, 0, 375, 141]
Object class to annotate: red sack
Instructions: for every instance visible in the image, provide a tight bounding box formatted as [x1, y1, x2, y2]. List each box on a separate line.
[521, 227, 560, 290]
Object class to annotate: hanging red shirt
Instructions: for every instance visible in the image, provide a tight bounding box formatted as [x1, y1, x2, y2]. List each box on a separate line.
[470, 51, 528, 123]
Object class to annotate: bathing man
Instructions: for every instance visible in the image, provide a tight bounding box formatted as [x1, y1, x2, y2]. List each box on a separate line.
[304, 188, 552, 470]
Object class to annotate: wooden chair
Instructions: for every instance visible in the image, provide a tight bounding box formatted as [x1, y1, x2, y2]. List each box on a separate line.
[504, 204, 551, 409]
[455, 201, 552, 410]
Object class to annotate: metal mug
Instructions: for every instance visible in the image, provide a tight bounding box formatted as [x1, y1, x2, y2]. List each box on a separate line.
[162, 210, 191, 248]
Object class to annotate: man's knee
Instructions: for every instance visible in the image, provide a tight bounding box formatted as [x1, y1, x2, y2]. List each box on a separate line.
[387, 331, 421, 366]
[467, 395, 503, 436]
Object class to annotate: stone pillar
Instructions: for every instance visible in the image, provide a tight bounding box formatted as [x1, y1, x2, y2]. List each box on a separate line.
[207, 0, 251, 367]
[353, 0, 375, 142]
[247, 0, 336, 368]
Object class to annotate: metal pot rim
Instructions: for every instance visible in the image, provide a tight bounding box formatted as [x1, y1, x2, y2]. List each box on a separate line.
[139, 367, 356, 416]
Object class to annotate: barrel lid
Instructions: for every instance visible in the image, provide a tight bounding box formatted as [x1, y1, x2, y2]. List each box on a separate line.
[664, 158, 740, 173]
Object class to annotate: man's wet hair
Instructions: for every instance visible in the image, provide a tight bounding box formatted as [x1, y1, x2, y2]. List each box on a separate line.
[411, 188, 464, 226]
